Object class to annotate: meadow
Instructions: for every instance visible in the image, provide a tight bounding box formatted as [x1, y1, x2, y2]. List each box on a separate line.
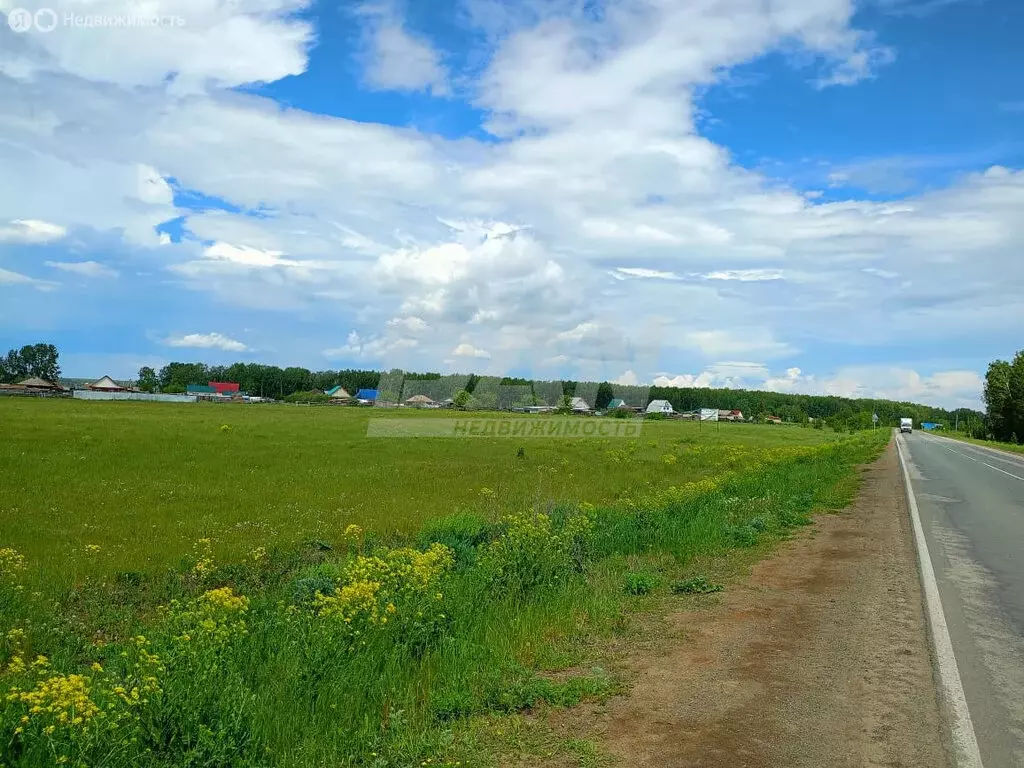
[0, 398, 888, 767]
[1, 399, 832, 590]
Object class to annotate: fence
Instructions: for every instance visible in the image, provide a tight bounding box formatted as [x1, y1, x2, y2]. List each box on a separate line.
[72, 391, 198, 403]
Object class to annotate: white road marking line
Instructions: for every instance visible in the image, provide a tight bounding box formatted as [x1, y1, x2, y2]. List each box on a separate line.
[925, 433, 1024, 471]
[935, 442, 1024, 482]
[896, 433, 984, 768]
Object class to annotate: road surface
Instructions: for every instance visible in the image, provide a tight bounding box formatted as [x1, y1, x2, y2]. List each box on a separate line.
[898, 431, 1024, 767]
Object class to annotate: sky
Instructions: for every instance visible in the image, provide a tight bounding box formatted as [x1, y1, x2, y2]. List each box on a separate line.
[1, 0, 1022, 408]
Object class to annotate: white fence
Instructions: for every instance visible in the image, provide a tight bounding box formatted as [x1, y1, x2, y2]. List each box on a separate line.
[73, 390, 197, 403]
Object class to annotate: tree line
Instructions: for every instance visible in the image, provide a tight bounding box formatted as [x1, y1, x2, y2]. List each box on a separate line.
[139, 359, 978, 431]
[0, 342, 987, 433]
[983, 349, 1024, 443]
[0, 344, 61, 384]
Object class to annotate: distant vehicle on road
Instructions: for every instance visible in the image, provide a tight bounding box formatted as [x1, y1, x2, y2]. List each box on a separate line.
[900, 418, 913, 434]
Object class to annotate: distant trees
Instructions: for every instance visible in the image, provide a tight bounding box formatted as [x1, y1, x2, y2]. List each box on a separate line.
[155, 362, 380, 398]
[144, 356, 982, 430]
[983, 351, 1024, 443]
[0, 343, 61, 383]
[137, 366, 159, 393]
[594, 382, 614, 410]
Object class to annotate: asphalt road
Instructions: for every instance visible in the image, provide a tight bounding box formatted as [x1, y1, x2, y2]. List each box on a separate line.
[899, 431, 1024, 767]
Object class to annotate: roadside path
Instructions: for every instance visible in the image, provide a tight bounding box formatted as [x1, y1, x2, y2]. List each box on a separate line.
[588, 442, 949, 767]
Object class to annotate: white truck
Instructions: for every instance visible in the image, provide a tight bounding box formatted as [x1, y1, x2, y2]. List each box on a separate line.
[900, 418, 913, 434]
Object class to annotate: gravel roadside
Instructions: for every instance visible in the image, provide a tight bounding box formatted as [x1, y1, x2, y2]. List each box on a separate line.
[594, 441, 950, 767]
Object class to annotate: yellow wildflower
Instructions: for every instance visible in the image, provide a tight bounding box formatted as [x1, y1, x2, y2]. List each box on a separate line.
[7, 673, 100, 729]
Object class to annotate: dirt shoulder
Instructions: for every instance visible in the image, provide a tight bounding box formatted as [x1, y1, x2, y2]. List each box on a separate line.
[579, 441, 949, 767]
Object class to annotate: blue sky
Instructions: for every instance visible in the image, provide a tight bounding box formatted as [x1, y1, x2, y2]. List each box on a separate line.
[1, 0, 1022, 407]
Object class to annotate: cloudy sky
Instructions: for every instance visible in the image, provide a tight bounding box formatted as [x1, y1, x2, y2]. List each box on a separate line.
[1, 0, 1021, 407]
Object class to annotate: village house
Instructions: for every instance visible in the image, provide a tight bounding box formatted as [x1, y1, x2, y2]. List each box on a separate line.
[645, 399, 674, 415]
[326, 386, 352, 401]
[570, 396, 591, 412]
[87, 375, 127, 392]
[405, 394, 438, 408]
[0, 377, 64, 393]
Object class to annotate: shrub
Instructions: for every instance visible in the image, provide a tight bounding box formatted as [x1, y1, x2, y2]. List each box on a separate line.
[728, 523, 760, 547]
[417, 513, 492, 571]
[283, 391, 330, 404]
[623, 571, 658, 595]
[478, 509, 593, 599]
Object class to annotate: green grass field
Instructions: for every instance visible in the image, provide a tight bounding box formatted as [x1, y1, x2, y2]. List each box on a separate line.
[0, 398, 834, 589]
[0, 398, 887, 768]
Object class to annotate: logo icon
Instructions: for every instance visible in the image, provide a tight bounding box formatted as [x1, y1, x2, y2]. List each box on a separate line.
[6, 7, 33, 32]
[34, 7, 57, 31]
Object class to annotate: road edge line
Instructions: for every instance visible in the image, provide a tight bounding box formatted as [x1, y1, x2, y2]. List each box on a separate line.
[927, 432, 1024, 469]
[895, 432, 984, 768]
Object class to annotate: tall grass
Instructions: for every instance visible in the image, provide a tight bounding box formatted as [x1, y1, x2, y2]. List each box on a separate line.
[0, 431, 887, 767]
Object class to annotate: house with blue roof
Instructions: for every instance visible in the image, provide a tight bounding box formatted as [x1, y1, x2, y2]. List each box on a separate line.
[355, 389, 378, 403]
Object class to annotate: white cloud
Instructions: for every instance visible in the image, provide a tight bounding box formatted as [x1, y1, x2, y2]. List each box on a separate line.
[763, 366, 814, 392]
[0, 0, 1020, 399]
[452, 343, 491, 359]
[45, 260, 119, 278]
[386, 316, 429, 333]
[1, 0, 314, 88]
[683, 329, 796, 360]
[815, 43, 896, 88]
[356, 2, 448, 94]
[862, 267, 898, 279]
[702, 269, 785, 282]
[203, 242, 298, 268]
[822, 366, 983, 407]
[0, 219, 66, 243]
[613, 267, 682, 281]
[614, 369, 640, 386]
[0, 267, 56, 290]
[164, 332, 249, 352]
[323, 330, 419, 361]
[647, 363, 979, 409]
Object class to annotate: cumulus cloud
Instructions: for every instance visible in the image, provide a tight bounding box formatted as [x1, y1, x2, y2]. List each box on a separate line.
[452, 343, 490, 359]
[164, 332, 249, 352]
[45, 260, 119, 278]
[323, 331, 419, 361]
[356, 2, 448, 94]
[822, 366, 984, 407]
[0, 0, 1018, 404]
[0, 267, 56, 290]
[648, 363, 980, 408]
[0, 0, 314, 88]
[0, 219, 66, 243]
